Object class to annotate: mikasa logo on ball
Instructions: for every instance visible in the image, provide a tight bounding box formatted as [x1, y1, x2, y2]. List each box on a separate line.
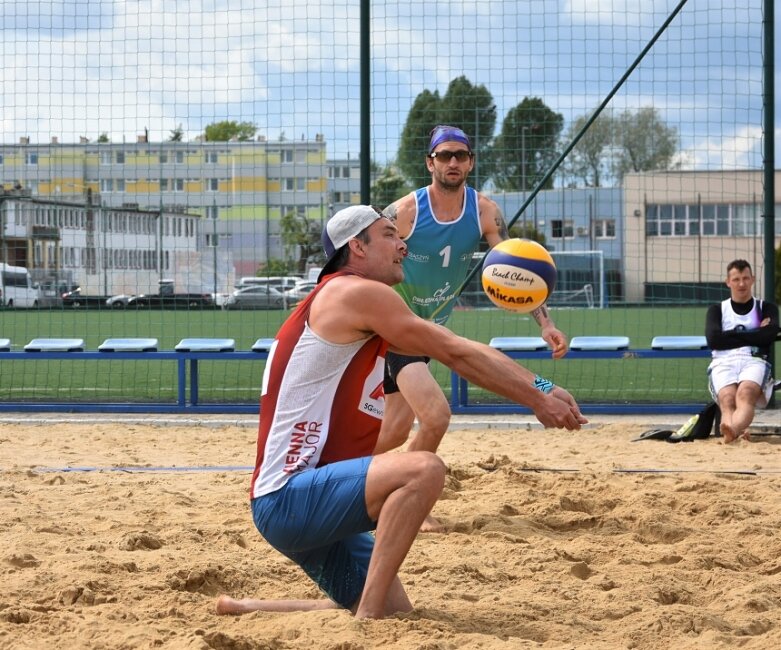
[480, 238, 556, 314]
[487, 265, 538, 287]
[484, 285, 536, 306]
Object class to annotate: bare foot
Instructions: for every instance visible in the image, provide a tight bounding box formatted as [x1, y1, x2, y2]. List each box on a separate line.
[739, 430, 751, 442]
[720, 422, 737, 444]
[420, 513, 445, 533]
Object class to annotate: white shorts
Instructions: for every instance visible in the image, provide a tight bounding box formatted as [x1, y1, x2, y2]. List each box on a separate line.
[708, 355, 774, 407]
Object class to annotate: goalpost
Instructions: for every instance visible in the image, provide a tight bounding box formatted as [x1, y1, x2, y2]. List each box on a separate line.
[548, 250, 605, 309]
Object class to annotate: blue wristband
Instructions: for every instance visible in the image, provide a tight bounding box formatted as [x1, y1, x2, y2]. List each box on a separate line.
[533, 375, 554, 394]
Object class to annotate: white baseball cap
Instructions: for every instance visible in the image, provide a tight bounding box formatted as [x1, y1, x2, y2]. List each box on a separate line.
[318, 205, 384, 281]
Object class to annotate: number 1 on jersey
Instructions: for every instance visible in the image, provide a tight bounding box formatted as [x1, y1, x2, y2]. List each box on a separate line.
[439, 245, 451, 268]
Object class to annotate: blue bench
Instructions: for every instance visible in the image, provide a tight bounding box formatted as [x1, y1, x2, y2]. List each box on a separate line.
[0, 337, 271, 414]
[452, 335, 714, 415]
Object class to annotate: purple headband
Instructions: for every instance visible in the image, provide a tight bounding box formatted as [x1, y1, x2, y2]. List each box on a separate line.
[428, 125, 472, 153]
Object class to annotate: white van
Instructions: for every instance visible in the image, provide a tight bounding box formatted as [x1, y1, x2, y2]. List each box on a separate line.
[235, 276, 301, 291]
[0, 263, 40, 308]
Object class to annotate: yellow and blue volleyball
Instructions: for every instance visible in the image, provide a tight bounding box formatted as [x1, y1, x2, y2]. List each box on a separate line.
[481, 239, 556, 313]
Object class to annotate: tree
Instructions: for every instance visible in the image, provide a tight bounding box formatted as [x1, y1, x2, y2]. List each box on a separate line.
[562, 111, 614, 187]
[397, 89, 441, 188]
[97, 133, 110, 143]
[612, 107, 678, 181]
[491, 98, 564, 191]
[168, 124, 184, 142]
[258, 258, 298, 276]
[371, 163, 413, 209]
[204, 120, 257, 142]
[279, 210, 322, 272]
[508, 222, 546, 245]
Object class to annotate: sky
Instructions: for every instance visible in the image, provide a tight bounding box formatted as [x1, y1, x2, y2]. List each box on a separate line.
[0, 0, 778, 171]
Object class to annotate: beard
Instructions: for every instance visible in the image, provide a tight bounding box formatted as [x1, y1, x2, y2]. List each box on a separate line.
[434, 170, 467, 191]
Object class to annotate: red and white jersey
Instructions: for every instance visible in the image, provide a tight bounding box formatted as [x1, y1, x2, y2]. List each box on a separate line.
[250, 272, 388, 499]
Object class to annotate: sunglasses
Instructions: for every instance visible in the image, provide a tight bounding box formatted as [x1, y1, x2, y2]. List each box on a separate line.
[428, 149, 473, 163]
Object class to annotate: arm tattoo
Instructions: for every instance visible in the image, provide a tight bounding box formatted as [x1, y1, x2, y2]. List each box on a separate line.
[382, 204, 398, 223]
[531, 304, 549, 326]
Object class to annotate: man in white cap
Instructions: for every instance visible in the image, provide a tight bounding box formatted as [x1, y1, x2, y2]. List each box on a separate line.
[378, 125, 568, 531]
[217, 205, 586, 620]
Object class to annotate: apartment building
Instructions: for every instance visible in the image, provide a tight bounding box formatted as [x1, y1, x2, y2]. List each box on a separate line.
[0, 187, 203, 296]
[0, 135, 328, 280]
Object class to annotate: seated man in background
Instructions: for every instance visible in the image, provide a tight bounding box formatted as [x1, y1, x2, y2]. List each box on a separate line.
[705, 259, 779, 443]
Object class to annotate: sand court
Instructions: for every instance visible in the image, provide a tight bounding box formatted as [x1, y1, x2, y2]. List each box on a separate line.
[1, 418, 780, 649]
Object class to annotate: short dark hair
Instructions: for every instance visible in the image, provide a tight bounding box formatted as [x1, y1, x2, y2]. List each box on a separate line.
[330, 226, 373, 273]
[726, 259, 752, 274]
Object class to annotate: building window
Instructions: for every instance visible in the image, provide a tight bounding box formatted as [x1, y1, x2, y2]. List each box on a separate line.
[296, 178, 305, 191]
[594, 219, 615, 238]
[175, 151, 184, 163]
[205, 152, 218, 164]
[116, 151, 125, 164]
[26, 152, 38, 165]
[100, 151, 112, 165]
[0, 153, 4, 165]
[160, 179, 169, 191]
[159, 153, 168, 164]
[207, 178, 219, 192]
[551, 219, 574, 239]
[646, 203, 761, 237]
[173, 178, 184, 192]
[281, 150, 293, 163]
[284, 178, 295, 191]
[116, 179, 125, 193]
[734, 204, 759, 236]
[100, 179, 113, 192]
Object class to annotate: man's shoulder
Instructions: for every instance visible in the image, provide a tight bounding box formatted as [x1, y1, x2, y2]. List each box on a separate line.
[476, 192, 501, 215]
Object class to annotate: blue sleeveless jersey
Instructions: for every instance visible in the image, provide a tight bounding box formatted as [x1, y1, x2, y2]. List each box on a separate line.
[396, 187, 483, 324]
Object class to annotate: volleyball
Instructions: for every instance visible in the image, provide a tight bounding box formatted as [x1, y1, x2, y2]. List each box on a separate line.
[481, 239, 557, 313]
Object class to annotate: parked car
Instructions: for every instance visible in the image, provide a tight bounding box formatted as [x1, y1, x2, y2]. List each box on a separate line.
[210, 292, 231, 308]
[127, 292, 215, 309]
[284, 280, 317, 304]
[234, 276, 302, 291]
[61, 288, 110, 309]
[223, 285, 287, 310]
[105, 293, 134, 308]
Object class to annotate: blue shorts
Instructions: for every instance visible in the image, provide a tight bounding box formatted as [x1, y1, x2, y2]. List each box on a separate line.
[251, 456, 376, 609]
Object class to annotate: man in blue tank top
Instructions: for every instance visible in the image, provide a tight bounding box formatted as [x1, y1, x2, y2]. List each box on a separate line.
[376, 125, 569, 531]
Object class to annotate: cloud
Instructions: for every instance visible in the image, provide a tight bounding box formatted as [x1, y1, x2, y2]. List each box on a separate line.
[0, 0, 775, 168]
[676, 125, 764, 170]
